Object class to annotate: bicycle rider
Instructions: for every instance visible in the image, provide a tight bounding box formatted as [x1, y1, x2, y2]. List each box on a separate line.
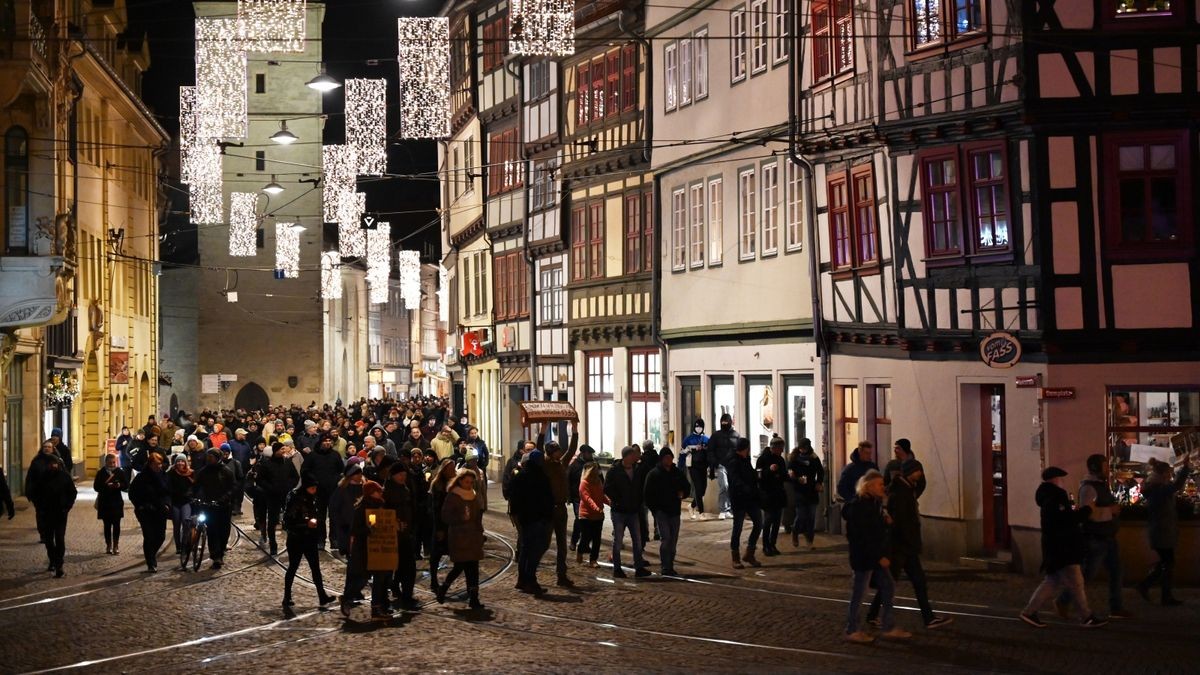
[193, 447, 236, 569]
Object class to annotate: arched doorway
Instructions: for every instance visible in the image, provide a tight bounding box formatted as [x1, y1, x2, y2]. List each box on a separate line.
[169, 393, 179, 418]
[81, 353, 101, 474]
[138, 372, 151, 424]
[233, 381, 269, 412]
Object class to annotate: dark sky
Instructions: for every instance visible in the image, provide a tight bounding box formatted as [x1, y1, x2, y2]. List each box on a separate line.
[129, 0, 444, 262]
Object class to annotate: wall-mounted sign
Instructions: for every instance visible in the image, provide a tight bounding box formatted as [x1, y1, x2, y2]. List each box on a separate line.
[460, 331, 483, 357]
[980, 331, 1022, 369]
[1015, 375, 1039, 388]
[1040, 387, 1076, 400]
[109, 351, 129, 384]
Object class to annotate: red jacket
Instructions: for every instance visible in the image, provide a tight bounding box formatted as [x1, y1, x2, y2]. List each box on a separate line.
[578, 478, 609, 520]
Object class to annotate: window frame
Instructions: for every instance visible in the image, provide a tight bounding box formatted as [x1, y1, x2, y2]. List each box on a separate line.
[784, 158, 804, 252]
[827, 172, 852, 270]
[642, 189, 655, 273]
[576, 61, 591, 127]
[624, 192, 643, 275]
[749, 0, 768, 75]
[629, 348, 663, 446]
[664, 41, 679, 112]
[621, 44, 638, 113]
[693, 27, 709, 100]
[482, 16, 508, 74]
[679, 37, 693, 106]
[738, 167, 758, 261]
[689, 181, 706, 268]
[586, 351, 616, 456]
[588, 201, 605, 279]
[910, 0, 987, 52]
[851, 164, 879, 268]
[605, 50, 621, 119]
[571, 205, 588, 282]
[1101, 129, 1193, 261]
[772, 0, 790, 66]
[1100, 0, 1186, 29]
[812, 1, 832, 82]
[487, 127, 522, 196]
[528, 59, 551, 101]
[591, 55, 606, 122]
[708, 176, 724, 266]
[539, 264, 564, 325]
[760, 159, 780, 257]
[671, 186, 687, 272]
[730, 5, 748, 83]
[917, 142, 1015, 266]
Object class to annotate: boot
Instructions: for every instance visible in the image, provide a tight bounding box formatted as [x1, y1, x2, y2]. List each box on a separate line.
[731, 550, 744, 569]
[576, 549, 584, 565]
[467, 586, 484, 610]
[557, 573, 574, 587]
[792, 532, 800, 548]
[282, 595, 294, 608]
[435, 582, 448, 604]
[744, 548, 762, 568]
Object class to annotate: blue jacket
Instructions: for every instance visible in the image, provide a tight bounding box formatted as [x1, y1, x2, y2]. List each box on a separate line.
[681, 432, 709, 469]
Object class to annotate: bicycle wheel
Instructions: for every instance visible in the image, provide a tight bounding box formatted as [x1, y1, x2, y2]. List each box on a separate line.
[179, 521, 193, 570]
[192, 526, 207, 572]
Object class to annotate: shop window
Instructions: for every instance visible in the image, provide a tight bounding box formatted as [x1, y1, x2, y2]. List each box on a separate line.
[711, 375, 735, 429]
[1102, 0, 1183, 28]
[630, 350, 662, 446]
[784, 376, 815, 452]
[1108, 388, 1200, 479]
[745, 375, 773, 460]
[837, 385, 860, 464]
[586, 352, 615, 456]
[1102, 131, 1192, 260]
[679, 376, 702, 436]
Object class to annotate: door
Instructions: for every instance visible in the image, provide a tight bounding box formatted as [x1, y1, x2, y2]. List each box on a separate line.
[981, 384, 1009, 552]
[678, 376, 701, 438]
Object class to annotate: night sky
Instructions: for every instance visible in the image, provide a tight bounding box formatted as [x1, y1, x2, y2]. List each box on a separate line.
[129, 0, 444, 264]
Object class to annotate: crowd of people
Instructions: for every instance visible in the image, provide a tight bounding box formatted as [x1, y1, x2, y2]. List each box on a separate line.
[8, 397, 1191, 635]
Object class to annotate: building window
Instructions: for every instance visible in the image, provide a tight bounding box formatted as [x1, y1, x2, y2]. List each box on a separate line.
[772, 0, 790, 65]
[761, 161, 779, 256]
[530, 161, 556, 212]
[664, 42, 678, 111]
[913, 0, 942, 46]
[528, 59, 550, 100]
[464, 136, 474, 195]
[255, 73, 266, 93]
[750, 0, 768, 74]
[918, 143, 1013, 262]
[589, 202, 604, 279]
[671, 187, 687, 271]
[837, 385, 860, 465]
[591, 55, 606, 121]
[625, 192, 643, 274]
[870, 385, 892, 454]
[606, 50, 620, 119]
[494, 251, 529, 321]
[739, 169, 757, 260]
[576, 62, 591, 126]
[1104, 0, 1182, 28]
[955, 0, 984, 34]
[573, 202, 605, 281]
[731, 6, 747, 82]
[853, 166, 878, 266]
[482, 16, 507, 74]
[813, 2, 831, 81]
[631, 349, 663, 447]
[970, 147, 1009, 252]
[913, 0, 985, 46]
[621, 44, 637, 113]
[679, 38, 693, 106]
[4, 127, 30, 252]
[1106, 388, 1200, 493]
[785, 159, 804, 251]
[828, 174, 851, 269]
[813, 0, 853, 81]
[694, 27, 709, 100]
[828, 165, 877, 270]
[571, 206, 587, 281]
[539, 265, 563, 325]
[586, 352, 615, 456]
[689, 182, 705, 268]
[255, 150, 265, 171]
[921, 151, 960, 255]
[642, 189, 654, 272]
[488, 128, 521, 195]
[1102, 131, 1191, 259]
[708, 177, 724, 265]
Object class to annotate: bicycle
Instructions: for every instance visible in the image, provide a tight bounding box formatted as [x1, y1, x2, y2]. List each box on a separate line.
[180, 500, 217, 572]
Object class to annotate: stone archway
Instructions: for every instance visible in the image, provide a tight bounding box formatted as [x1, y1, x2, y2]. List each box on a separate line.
[233, 381, 269, 412]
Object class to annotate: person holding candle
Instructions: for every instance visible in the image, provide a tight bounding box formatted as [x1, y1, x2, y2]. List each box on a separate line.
[341, 479, 392, 621]
[93, 453, 129, 555]
[436, 468, 486, 609]
[281, 473, 337, 609]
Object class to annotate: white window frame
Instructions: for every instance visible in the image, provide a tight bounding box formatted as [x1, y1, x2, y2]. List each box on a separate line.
[664, 41, 678, 111]
[464, 136, 475, 195]
[772, 0, 790, 66]
[761, 161, 779, 256]
[539, 265, 563, 325]
[679, 38, 693, 106]
[708, 177, 724, 266]
[694, 27, 709, 100]
[731, 7, 747, 83]
[671, 187, 687, 271]
[785, 159, 804, 251]
[738, 168, 757, 260]
[750, 0, 768, 75]
[689, 182, 705, 268]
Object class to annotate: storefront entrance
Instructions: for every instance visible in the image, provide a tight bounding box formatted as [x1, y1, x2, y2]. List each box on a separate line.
[981, 384, 1010, 553]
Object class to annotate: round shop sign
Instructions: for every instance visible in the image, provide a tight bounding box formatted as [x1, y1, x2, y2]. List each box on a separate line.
[980, 331, 1022, 369]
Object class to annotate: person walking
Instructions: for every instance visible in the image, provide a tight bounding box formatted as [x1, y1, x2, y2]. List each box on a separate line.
[301, 433, 344, 551]
[510, 449, 554, 593]
[680, 419, 709, 520]
[329, 462, 364, 557]
[883, 439, 926, 496]
[842, 469, 909, 643]
[129, 452, 170, 572]
[435, 469, 486, 609]
[29, 453, 75, 577]
[1060, 454, 1130, 618]
[259, 443, 299, 555]
[383, 460, 418, 608]
[605, 446, 651, 578]
[0, 466, 14, 521]
[193, 448, 235, 569]
[644, 448, 688, 577]
[568, 444, 594, 553]
[341, 480, 393, 621]
[788, 439, 824, 549]
[837, 441, 878, 504]
[1019, 466, 1108, 628]
[727, 438, 763, 569]
[428, 459, 457, 591]
[281, 474, 338, 609]
[706, 414, 739, 518]
[542, 425, 579, 587]
[577, 462, 608, 567]
[25, 439, 65, 547]
[757, 438, 787, 556]
[166, 455, 195, 552]
[93, 453, 129, 555]
[1135, 458, 1191, 607]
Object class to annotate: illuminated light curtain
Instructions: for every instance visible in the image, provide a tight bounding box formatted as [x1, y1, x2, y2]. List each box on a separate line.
[275, 222, 300, 278]
[228, 192, 259, 256]
[366, 222, 392, 305]
[396, 17, 450, 139]
[437, 265, 448, 322]
[345, 78, 387, 175]
[179, 86, 198, 184]
[337, 192, 367, 258]
[510, 0, 575, 56]
[322, 144, 356, 223]
[195, 18, 248, 139]
[189, 142, 224, 224]
[237, 0, 306, 53]
[321, 250, 342, 300]
[397, 249, 421, 308]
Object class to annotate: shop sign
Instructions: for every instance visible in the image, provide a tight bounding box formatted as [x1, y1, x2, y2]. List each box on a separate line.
[109, 351, 129, 384]
[1039, 387, 1076, 400]
[1015, 376, 1039, 388]
[460, 331, 483, 357]
[520, 400, 579, 426]
[980, 331, 1022, 369]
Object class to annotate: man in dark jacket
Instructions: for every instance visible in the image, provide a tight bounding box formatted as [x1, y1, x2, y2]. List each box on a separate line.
[644, 448, 689, 576]
[788, 439, 824, 548]
[301, 434, 344, 550]
[219, 443, 246, 516]
[29, 452, 75, 577]
[604, 446, 651, 578]
[842, 469, 904, 641]
[281, 474, 337, 608]
[1063, 454, 1130, 618]
[382, 464, 417, 608]
[258, 446, 299, 555]
[509, 450, 554, 593]
[883, 438, 926, 497]
[706, 414, 738, 517]
[836, 441, 878, 504]
[727, 438, 763, 568]
[568, 444, 594, 552]
[48, 427, 73, 474]
[681, 419, 709, 519]
[636, 440, 660, 553]
[757, 438, 788, 556]
[129, 452, 170, 572]
[193, 448, 235, 569]
[541, 425, 579, 587]
[502, 440, 535, 547]
[1019, 466, 1107, 628]
[227, 429, 252, 514]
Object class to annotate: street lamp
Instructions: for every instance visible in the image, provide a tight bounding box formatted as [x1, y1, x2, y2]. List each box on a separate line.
[306, 66, 341, 92]
[270, 120, 298, 145]
[262, 175, 285, 195]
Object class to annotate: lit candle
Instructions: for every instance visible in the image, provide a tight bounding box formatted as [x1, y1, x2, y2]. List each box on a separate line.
[368, 513, 376, 527]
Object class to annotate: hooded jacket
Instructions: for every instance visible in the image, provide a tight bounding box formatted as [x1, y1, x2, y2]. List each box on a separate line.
[836, 449, 879, 503]
[885, 476, 922, 562]
[843, 494, 889, 572]
[756, 451, 788, 509]
[725, 452, 760, 508]
[787, 449, 824, 505]
[706, 426, 739, 468]
[1036, 481, 1091, 573]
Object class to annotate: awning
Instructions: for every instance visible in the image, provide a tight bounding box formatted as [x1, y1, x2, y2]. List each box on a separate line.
[500, 367, 531, 384]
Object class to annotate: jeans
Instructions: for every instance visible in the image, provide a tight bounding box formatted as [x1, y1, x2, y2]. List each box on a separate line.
[1024, 564, 1090, 620]
[688, 466, 708, 512]
[730, 504, 763, 552]
[102, 516, 122, 549]
[654, 510, 680, 572]
[611, 511, 646, 570]
[847, 566, 895, 634]
[715, 466, 731, 514]
[38, 510, 68, 568]
[170, 502, 192, 551]
[792, 501, 817, 544]
[570, 501, 582, 548]
[868, 554, 934, 624]
[762, 507, 782, 550]
[552, 505, 569, 577]
[284, 533, 327, 600]
[136, 511, 167, 569]
[578, 519, 603, 561]
[344, 567, 393, 613]
[1060, 535, 1123, 612]
[517, 519, 550, 585]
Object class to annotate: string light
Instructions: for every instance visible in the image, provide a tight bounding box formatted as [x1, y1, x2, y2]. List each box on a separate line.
[345, 78, 387, 175]
[398, 249, 421, 309]
[438, 266, 448, 323]
[237, 0, 306, 53]
[179, 86, 197, 184]
[189, 142, 224, 224]
[195, 18, 248, 139]
[366, 221, 391, 305]
[510, 0, 575, 56]
[275, 222, 301, 278]
[322, 144, 355, 223]
[321, 251, 342, 300]
[396, 17, 450, 139]
[229, 192, 259, 257]
[337, 192, 366, 258]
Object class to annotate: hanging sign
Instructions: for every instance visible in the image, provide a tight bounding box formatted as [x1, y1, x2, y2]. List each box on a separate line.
[520, 401, 579, 426]
[1015, 376, 1039, 388]
[1039, 387, 1076, 400]
[460, 331, 483, 357]
[980, 331, 1022, 369]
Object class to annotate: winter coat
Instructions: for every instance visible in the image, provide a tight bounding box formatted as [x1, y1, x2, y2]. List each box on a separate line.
[193, 462, 235, 506]
[756, 452, 788, 509]
[543, 433, 579, 506]
[282, 488, 322, 539]
[681, 432, 709, 469]
[1143, 467, 1190, 550]
[604, 462, 643, 514]
[30, 467, 76, 514]
[328, 482, 362, 553]
[129, 469, 171, 518]
[509, 462, 554, 524]
[348, 495, 386, 576]
[843, 495, 889, 572]
[501, 452, 522, 513]
[430, 430, 459, 461]
[258, 455, 300, 505]
[567, 457, 587, 504]
[0, 467, 14, 518]
[706, 428, 739, 468]
[429, 483, 449, 553]
[883, 457, 927, 497]
[24, 452, 68, 506]
[400, 437, 431, 457]
[300, 446, 344, 498]
[467, 438, 490, 470]
[383, 476, 415, 539]
[579, 478, 609, 520]
[725, 454, 760, 508]
[885, 476, 922, 562]
[1036, 481, 1091, 573]
[836, 449, 879, 503]
[166, 468, 194, 507]
[643, 465, 689, 516]
[788, 451, 824, 505]
[92, 468, 129, 520]
[227, 439, 252, 472]
[442, 490, 485, 563]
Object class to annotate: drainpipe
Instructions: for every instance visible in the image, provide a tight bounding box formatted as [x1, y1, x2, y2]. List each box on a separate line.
[504, 56, 537, 404]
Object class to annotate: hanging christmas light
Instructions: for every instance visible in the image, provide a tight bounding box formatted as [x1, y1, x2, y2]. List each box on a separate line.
[195, 18, 248, 139]
[237, 0, 306, 53]
[438, 265, 449, 323]
[189, 142, 224, 224]
[321, 250, 342, 300]
[337, 192, 367, 258]
[366, 221, 391, 304]
[396, 17, 450, 139]
[322, 144, 356, 223]
[179, 86, 197, 184]
[345, 78, 387, 175]
[397, 249, 421, 309]
[510, 0, 575, 56]
[229, 192, 259, 257]
[275, 222, 301, 278]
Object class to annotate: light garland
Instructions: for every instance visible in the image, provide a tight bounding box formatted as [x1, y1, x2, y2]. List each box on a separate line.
[229, 192, 259, 257]
[396, 17, 450, 139]
[321, 250, 342, 300]
[189, 141, 224, 224]
[195, 18, 248, 139]
[322, 144, 355, 223]
[345, 78, 387, 175]
[366, 222, 392, 305]
[510, 0, 575, 56]
[438, 265, 448, 323]
[337, 192, 367, 258]
[44, 369, 80, 406]
[237, 0, 306, 53]
[275, 222, 300, 278]
[397, 249, 421, 309]
[179, 86, 197, 184]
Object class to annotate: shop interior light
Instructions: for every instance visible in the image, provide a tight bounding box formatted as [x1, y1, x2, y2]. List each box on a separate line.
[270, 120, 299, 144]
[306, 66, 342, 92]
[262, 175, 285, 195]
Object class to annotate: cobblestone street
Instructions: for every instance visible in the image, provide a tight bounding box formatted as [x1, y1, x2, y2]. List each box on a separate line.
[0, 484, 1196, 674]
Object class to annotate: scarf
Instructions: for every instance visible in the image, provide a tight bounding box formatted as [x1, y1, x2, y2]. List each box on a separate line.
[451, 485, 476, 502]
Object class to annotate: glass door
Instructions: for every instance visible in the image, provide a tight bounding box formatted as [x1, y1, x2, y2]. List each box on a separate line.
[982, 384, 1009, 552]
[784, 376, 814, 451]
[745, 376, 773, 460]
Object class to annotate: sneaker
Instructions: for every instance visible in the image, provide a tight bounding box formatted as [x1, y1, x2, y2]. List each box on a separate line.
[866, 618, 881, 628]
[880, 628, 912, 640]
[925, 616, 954, 629]
[843, 631, 874, 644]
[1081, 615, 1108, 628]
[1019, 612, 1047, 628]
[1108, 609, 1134, 619]
[718, 512, 728, 520]
[689, 511, 697, 521]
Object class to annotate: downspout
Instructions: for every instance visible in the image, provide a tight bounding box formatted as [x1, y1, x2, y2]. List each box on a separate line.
[504, 56, 536, 401]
